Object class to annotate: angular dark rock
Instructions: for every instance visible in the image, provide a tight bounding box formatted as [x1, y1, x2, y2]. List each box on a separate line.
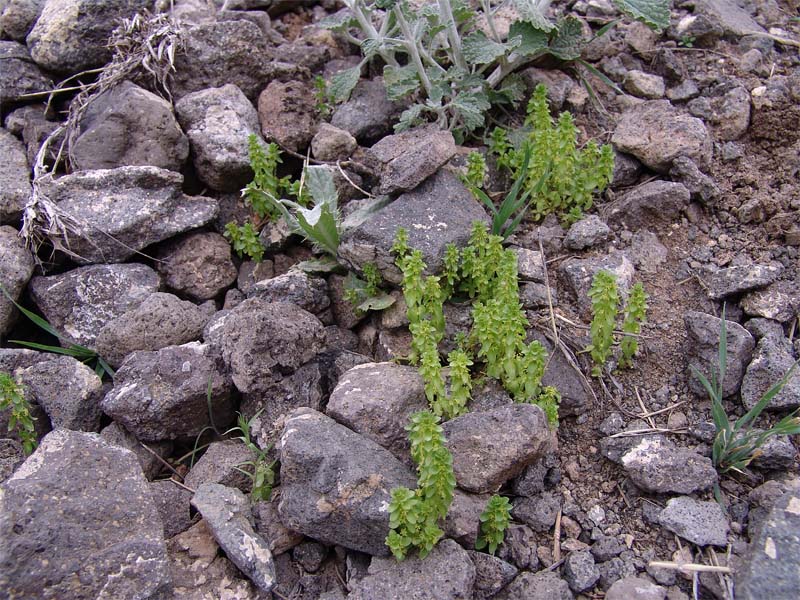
[326, 362, 427, 461]
[692, 0, 765, 38]
[28, 263, 160, 348]
[368, 124, 457, 195]
[603, 181, 691, 230]
[442, 403, 555, 494]
[347, 539, 475, 599]
[658, 496, 729, 546]
[155, 231, 238, 301]
[685, 311, 755, 397]
[0, 0, 45, 41]
[497, 570, 574, 600]
[257, 79, 317, 152]
[0, 128, 31, 224]
[277, 408, 416, 556]
[669, 155, 720, 202]
[338, 169, 489, 285]
[707, 263, 784, 300]
[71, 80, 189, 172]
[175, 83, 260, 191]
[101, 421, 173, 480]
[741, 332, 800, 412]
[621, 437, 718, 494]
[101, 342, 235, 441]
[249, 269, 330, 316]
[443, 488, 489, 548]
[38, 167, 218, 264]
[27, 0, 150, 73]
[0, 438, 25, 483]
[564, 550, 600, 592]
[469, 551, 518, 600]
[741, 280, 800, 322]
[687, 84, 751, 141]
[331, 77, 405, 142]
[184, 440, 256, 493]
[191, 483, 276, 593]
[512, 491, 562, 532]
[95, 292, 213, 368]
[0, 225, 35, 336]
[149, 478, 194, 539]
[0, 429, 171, 598]
[253, 500, 304, 556]
[560, 251, 636, 318]
[611, 100, 712, 172]
[604, 576, 666, 600]
[563, 215, 610, 250]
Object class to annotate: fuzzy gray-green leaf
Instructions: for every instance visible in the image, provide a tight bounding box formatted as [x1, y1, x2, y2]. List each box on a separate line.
[462, 31, 510, 64]
[614, 0, 671, 33]
[384, 64, 421, 100]
[329, 65, 362, 103]
[508, 21, 549, 57]
[512, 0, 555, 32]
[547, 16, 585, 61]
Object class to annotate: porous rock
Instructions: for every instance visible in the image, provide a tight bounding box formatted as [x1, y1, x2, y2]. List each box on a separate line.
[469, 551, 518, 600]
[621, 436, 718, 494]
[0, 0, 45, 41]
[248, 269, 330, 316]
[658, 496, 729, 546]
[0, 128, 31, 224]
[496, 570, 573, 599]
[101, 421, 173, 480]
[563, 550, 600, 593]
[0, 225, 35, 337]
[560, 251, 636, 318]
[612, 100, 712, 172]
[346, 539, 475, 599]
[155, 231, 238, 301]
[28, 263, 160, 349]
[0, 429, 171, 598]
[741, 332, 800, 412]
[442, 403, 555, 494]
[338, 169, 489, 285]
[175, 83, 261, 191]
[184, 440, 256, 493]
[277, 408, 417, 556]
[605, 576, 666, 600]
[37, 166, 218, 264]
[706, 262, 784, 300]
[192, 483, 276, 593]
[94, 292, 213, 368]
[257, 79, 317, 152]
[563, 215, 610, 250]
[101, 342, 235, 441]
[71, 80, 189, 172]
[603, 181, 690, 230]
[326, 362, 427, 461]
[331, 76, 405, 142]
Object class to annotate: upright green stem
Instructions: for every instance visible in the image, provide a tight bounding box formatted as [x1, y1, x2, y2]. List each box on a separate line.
[394, 6, 433, 95]
[437, 0, 467, 71]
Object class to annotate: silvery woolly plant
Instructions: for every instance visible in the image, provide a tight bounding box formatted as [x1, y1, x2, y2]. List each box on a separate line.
[322, 0, 670, 140]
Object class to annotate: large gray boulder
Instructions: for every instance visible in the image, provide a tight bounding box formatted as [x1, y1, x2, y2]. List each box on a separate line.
[442, 404, 555, 494]
[347, 539, 476, 599]
[172, 20, 299, 102]
[326, 362, 428, 462]
[0, 41, 52, 109]
[338, 169, 489, 285]
[205, 297, 326, 397]
[0, 429, 171, 598]
[248, 270, 330, 316]
[0, 128, 31, 224]
[612, 100, 712, 172]
[191, 483, 276, 593]
[277, 408, 417, 556]
[174, 84, 261, 191]
[368, 124, 457, 195]
[38, 166, 218, 264]
[685, 311, 755, 397]
[71, 81, 189, 172]
[101, 342, 235, 441]
[28, 263, 160, 349]
[0, 225, 35, 337]
[26, 0, 150, 73]
[94, 292, 214, 369]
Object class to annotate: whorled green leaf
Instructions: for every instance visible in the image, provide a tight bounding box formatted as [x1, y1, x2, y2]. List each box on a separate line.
[384, 64, 421, 100]
[329, 64, 363, 103]
[547, 16, 585, 61]
[462, 31, 511, 65]
[512, 0, 555, 32]
[614, 0, 671, 33]
[508, 20, 549, 57]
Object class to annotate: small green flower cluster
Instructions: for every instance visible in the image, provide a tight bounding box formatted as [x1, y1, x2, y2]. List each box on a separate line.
[490, 84, 614, 225]
[386, 411, 456, 560]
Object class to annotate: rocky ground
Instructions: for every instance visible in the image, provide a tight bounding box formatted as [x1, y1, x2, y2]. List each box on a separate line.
[1, 0, 799, 599]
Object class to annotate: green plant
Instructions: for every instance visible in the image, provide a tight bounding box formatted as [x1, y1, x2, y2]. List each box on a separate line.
[322, 0, 670, 140]
[535, 385, 561, 429]
[313, 75, 333, 118]
[489, 84, 614, 224]
[587, 270, 619, 377]
[460, 151, 487, 189]
[0, 372, 37, 455]
[386, 411, 456, 559]
[344, 263, 397, 314]
[476, 494, 511, 555]
[1, 287, 114, 380]
[678, 34, 695, 48]
[619, 282, 648, 368]
[243, 134, 291, 221]
[224, 221, 264, 262]
[224, 411, 276, 502]
[692, 308, 800, 475]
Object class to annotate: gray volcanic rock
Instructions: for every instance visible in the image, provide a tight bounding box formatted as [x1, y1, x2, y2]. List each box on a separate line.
[71, 81, 189, 172]
[331, 76, 405, 142]
[101, 342, 235, 441]
[741, 332, 800, 412]
[612, 100, 712, 172]
[27, 0, 150, 73]
[470, 551, 518, 600]
[0, 429, 171, 598]
[497, 570, 573, 599]
[442, 403, 555, 494]
[175, 84, 261, 191]
[28, 263, 160, 349]
[658, 496, 729, 546]
[563, 215, 610, 250]
[257, 79, 317, 152]
[0, 128, 31, 224]
[249, 270, 330, 316]
[605, 576, 666, 600]
[564, 550, 600, 593]
[347, 539, 475, 599]
[603, 181, 690, 230]
[100, 421, 172, 480]
[184, 440, 256, 493]
[277, 408, 417, 556]
[368, 124, 457, 195]
[706, 262, 784, 300]
[0, 40, 51, 110]
[685, 311, 755, 397]
[191, 483, 276, 593]
[38, 166, 218, 264]
[560, 252, 636, 318]
[94, 292, 213, 368]
[0, 225, 35, 337]
[155, 231, 238, 301]
[326, 362, 427, 461]
[338, 169, 489, 285]
[621, 437, 718, 494]
[0, 0, 45, 41]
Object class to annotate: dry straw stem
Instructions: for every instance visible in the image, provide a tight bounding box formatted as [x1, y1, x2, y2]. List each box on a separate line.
[648, 561, 733, 574]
